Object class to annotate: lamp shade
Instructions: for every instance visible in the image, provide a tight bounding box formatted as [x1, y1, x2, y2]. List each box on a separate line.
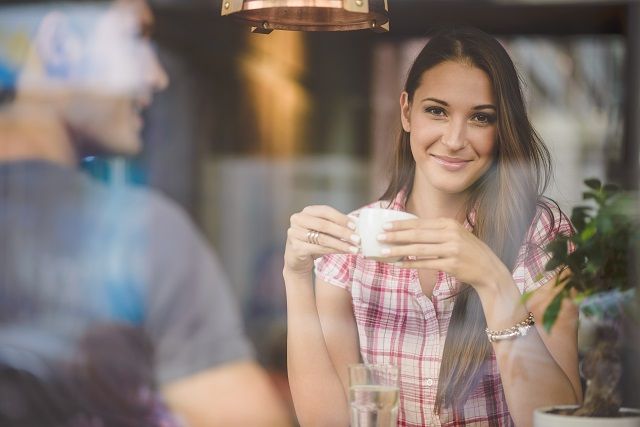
[221, 0, 389, 33]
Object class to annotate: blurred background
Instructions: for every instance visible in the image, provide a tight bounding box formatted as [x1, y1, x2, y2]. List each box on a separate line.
[7, 0, 637, 421]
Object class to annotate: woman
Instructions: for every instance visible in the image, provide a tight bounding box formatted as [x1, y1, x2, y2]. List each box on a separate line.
[284, 27, 582, 427]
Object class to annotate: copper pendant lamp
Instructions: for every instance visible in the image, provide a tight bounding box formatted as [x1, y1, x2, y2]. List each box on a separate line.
[221, 0, 389, 34]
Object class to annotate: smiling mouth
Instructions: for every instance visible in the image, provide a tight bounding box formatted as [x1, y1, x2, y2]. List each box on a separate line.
[134, 96, 151, 112]
[431, 155, 471, 171]
[131, 96, 151, 125]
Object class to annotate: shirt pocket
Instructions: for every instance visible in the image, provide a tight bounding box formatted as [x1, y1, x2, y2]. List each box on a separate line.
[351, 260, 415, 340]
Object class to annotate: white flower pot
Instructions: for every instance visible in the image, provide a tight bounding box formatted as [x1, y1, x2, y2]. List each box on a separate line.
[534, 405, 640, 427]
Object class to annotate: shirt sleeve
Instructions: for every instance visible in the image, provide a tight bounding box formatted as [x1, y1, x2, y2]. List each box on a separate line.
[143, 195, 254, 386]
[314, 253, 357, 292]
[512, 200, 575, 294]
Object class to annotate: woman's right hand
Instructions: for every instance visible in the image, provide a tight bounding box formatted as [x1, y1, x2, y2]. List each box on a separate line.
[284, 205, 360, 277]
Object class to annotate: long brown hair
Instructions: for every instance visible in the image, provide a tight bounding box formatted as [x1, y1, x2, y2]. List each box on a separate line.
[380, 26, 552, 411]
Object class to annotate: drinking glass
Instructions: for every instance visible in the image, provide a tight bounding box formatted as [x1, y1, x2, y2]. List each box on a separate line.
[348, 363, 399, 427]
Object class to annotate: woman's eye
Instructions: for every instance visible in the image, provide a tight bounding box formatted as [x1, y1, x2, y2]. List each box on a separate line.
[471, 113, 496, 125]
[425, 106, 446, 117]
[471, 113, 496, 124]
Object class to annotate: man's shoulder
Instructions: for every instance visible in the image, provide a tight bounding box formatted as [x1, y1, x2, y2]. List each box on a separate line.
[113, 185, 199, 238]
[121, 185, 186, 217]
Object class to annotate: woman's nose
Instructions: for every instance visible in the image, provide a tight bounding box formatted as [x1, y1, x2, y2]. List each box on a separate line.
[441, 119, 467, 150]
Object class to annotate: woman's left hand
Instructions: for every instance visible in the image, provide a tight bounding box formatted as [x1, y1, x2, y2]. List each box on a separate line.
[380, 217, 509, 290]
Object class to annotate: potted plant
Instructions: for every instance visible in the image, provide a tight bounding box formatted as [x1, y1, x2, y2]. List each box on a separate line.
[531, 178, 640, 426]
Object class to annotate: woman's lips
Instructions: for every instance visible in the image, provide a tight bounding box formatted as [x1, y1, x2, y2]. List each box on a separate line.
[431, 155, 471, 171]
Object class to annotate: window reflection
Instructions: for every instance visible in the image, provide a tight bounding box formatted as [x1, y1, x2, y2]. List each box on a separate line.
[1, 0, 635, 424]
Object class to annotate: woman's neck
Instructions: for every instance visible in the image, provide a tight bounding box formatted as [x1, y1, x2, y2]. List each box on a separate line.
[406, 178, 469, 223]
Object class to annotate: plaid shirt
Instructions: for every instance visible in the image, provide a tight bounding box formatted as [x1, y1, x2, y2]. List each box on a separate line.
[315, 193, 573, 427]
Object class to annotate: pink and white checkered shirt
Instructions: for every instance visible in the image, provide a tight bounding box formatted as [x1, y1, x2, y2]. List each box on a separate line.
[315, 193, 573, 427]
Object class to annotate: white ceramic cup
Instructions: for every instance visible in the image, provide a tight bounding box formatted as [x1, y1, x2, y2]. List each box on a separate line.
[355, 208, 418, 262]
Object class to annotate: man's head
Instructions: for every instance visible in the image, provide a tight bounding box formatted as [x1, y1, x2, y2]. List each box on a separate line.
[0, 0, 168, 157]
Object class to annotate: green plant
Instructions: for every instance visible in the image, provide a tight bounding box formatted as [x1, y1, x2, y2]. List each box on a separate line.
[532, 178, 639, 417]
[542, 179, 638, 330]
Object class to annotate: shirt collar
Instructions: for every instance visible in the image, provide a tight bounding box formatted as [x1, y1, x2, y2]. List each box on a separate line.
[384, 189, 476, 231]
[384, 190, 408, 211]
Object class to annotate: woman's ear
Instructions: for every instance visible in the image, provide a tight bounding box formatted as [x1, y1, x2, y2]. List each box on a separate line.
[400, 91, 411, 132]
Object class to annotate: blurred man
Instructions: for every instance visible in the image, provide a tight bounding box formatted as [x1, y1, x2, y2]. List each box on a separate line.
[0, 0, 290, 425]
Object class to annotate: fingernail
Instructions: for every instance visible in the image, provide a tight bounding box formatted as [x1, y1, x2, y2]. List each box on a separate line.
[350, 234, 361, 244]
[377, 233, 386, 241]
[348, 221, 356, 230]
[382, 222, 393, 230]
[349, 246, 359, 254]
[381, 248, 391, 255]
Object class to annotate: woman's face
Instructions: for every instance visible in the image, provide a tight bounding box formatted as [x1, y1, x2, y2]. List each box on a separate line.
[400, 60, 497, 196]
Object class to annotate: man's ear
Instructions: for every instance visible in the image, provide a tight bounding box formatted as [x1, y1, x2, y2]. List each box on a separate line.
[400, 91, 411, 132]
[31, 11, 83, 80]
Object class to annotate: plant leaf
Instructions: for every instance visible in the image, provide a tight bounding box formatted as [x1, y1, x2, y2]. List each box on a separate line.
[540, 179, 638, 328]
[573, 293, 586, 304]
[521, 290, 535, 305]
[543, 291, 565, 333]
[544, 257, 563, 271]
[570, 206, 591, 231]
[584, 178, 602, 190]
[603, 183, 620, 195]
[580, 223, 597, 241]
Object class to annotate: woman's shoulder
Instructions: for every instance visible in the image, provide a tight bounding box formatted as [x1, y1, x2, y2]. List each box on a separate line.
[527, 197, 574, 244]
[514, 198, 576, 292]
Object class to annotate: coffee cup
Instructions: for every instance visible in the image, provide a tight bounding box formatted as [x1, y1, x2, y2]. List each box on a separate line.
[355, 208, 417, 262]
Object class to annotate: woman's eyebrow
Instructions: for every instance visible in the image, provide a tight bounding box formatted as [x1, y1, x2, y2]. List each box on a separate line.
[421, 97, 448, 106]
[420, 98, 496, 111]
[473, 104, 497, 111]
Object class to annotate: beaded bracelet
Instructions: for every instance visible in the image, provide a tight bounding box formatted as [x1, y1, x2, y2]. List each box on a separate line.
[485, 312, 535, 343]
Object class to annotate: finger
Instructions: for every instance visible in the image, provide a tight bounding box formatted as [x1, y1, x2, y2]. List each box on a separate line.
[380, 243, 448, 259]
[383, 217, 452, 231]
[300, 241, 352, 258]
[290, 227, 359, 255]
[286, 239, 346, 263]
[301, 205, 356, 229]
[392, 258, 449, 270]
[292, 214, 359, 244]
[379, 229, 452, 244]
[302, 240, 359, 258]
[292, 227, 359, 253]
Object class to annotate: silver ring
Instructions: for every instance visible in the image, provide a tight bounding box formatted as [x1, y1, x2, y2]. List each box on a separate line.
[306, 230, 320, 245]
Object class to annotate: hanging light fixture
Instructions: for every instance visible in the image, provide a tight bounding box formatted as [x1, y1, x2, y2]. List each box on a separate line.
[221, 0, 389, 34]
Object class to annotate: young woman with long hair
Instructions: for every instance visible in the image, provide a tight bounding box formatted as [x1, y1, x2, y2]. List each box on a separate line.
[283, 27, 582, 427]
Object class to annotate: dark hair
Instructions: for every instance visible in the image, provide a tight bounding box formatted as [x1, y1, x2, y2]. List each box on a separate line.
[380, 26, 552, 412]
[0, 324, 172, 427]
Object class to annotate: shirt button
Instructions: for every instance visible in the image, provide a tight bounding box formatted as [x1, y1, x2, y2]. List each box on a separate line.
[426, 378, 434, 387]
